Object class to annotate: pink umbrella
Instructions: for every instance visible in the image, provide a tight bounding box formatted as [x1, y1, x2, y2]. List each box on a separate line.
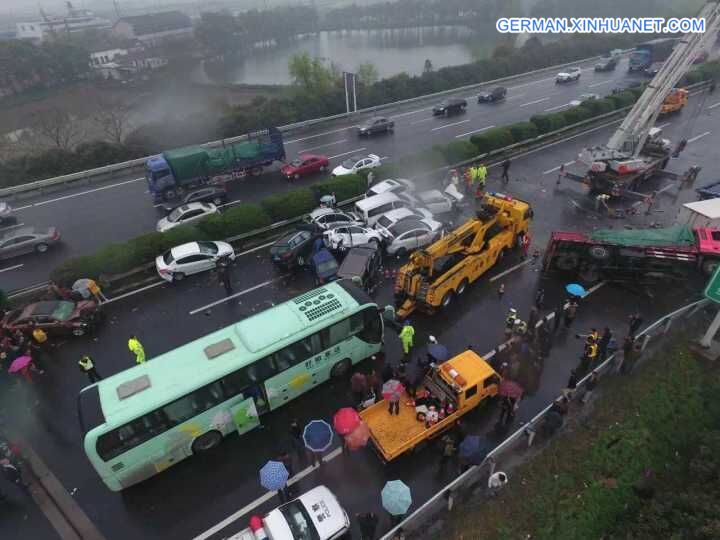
[8, 355, 32, 374]
[344, 422, 370, 450]
[498, 379, 524, 400]
[382, 379, 405, 402]
[333, 407, 361, 435]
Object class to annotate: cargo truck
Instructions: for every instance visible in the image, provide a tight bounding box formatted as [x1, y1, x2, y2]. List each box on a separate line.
[675, 198, 720, 229]
[359, 350, 500, 463]
[145, 127, 285, 203]
[628, 38, 676, 72]
[660, 88, 688, 114]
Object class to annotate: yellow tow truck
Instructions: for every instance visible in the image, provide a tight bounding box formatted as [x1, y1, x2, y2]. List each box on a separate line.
[359, 350, 500, 463]
[393, 193, 532, 319]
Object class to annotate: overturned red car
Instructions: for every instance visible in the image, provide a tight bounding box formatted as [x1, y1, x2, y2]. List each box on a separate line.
[1, 300, 102, 337]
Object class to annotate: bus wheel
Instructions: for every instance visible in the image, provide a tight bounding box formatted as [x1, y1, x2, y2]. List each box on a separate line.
[331, 359, 351, 378]
[192, 431, 223, 453]
[579, 265, 600, 283]
[588, 246, 610, 260]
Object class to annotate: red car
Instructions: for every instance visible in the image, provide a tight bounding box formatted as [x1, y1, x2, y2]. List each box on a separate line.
[281, 154, 330, 180]
[1, 300, 101, 337]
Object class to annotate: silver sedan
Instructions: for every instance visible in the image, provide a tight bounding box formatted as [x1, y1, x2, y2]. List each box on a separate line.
[0, 227, 61, 260]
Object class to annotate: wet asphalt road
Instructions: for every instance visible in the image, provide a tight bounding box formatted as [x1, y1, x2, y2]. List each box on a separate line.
[0, 55, 650, 292]
[1, 87, 718, 540]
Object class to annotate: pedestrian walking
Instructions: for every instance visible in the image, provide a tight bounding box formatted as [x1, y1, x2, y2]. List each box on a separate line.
[351, 372, 368, 406]
[27, 322, 49, 372]
[497, 396, 514, 426]
[564, 301, 578, 328]
[289, 419, 305, 463]
[553, 304, 563, 333]
[357, 512, 379, 540]
[217, 258, 233, 296]
[580, 337, 598, 373]
[128, 335, 146, 364]
[563, 369, 578, 400]
[399, 321, 415, 355]
[501, 158, 511, 185]
[487, 471, 508, 497]
[521, 231, 531, 259]
[581, 371, 598, 404]
[598, 327, 612, 361]
[78, 354, 102, 383]
[436, 434, 457, 475]
[367, 368, 382, 402]
[388, 394, 400, 416]
[498, 283, 505, 300]
[628, 312, 643, 337]
[534, 288, 545, 310]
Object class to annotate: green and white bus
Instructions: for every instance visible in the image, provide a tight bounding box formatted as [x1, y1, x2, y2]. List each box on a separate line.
[78, 281, 385, 491]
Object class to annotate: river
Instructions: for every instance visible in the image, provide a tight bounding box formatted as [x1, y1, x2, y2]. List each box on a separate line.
[194, 26, 498, 86]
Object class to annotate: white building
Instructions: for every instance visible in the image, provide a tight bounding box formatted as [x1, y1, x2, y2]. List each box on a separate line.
[112, 11, 193, 47]
[16, 8, 111, 44]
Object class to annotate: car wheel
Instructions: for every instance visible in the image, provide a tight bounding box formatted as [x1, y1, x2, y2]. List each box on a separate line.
[320, 164, 328, 172]
[441, 291, 454, 308]
[213, 197, 223, 206]
[172, 272, 185, 282]
[72, 326, 86, 337]
[294, 173, 301, 180]
[250, 166, 263, 176]
[331, 359, 352, 378]
[35, 243, 49, 253]
[192, 430, 223, 453]
[456, 279, 469, 295]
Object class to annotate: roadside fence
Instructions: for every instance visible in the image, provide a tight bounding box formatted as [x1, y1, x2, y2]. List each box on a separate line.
[380, 296, 714, 539]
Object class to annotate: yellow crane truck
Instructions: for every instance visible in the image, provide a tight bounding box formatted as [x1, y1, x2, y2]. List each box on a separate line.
[359, 350, 501, 462]
[393, 193, 533, 319]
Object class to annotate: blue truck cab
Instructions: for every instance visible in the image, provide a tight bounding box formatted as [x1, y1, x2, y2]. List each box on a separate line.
[146, 155, 176, 203]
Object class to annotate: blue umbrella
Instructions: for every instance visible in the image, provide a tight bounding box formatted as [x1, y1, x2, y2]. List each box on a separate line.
[566, 283, 586, 297]
[381, 480, 412, 516]
[259, 460, 289, 491]
[458, 435, 490, 465]
[303, 420, 334, 453]
[427, 343, 449, 363]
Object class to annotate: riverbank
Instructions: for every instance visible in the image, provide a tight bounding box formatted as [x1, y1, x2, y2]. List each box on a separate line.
[446, 338, 720, 539]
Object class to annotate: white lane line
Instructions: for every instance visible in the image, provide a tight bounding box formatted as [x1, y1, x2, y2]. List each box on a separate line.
[328, 148, 366, 160]
[285, 126, 356, 145]
[193, 447, 342, 540]
[298, 139, 347, 153]
[392, 107, 432, 119]
[544, 103, 570, 112]
[0, 264, 23, 274]
[520, 97, 550, 107]
[105, 281, 166, 304]
[411, 117, 435, 125]
[543, 160, 576, 175]
[0, 222, 25, 231]
[455, 125, 495, 138]
[489, 259, 532, 282]
[588, 80, 614, 88]
[235, 240, 276, 257]
[189, 277, 285, 315]
[508, 75, 557, 90]
[708, 101, 720, 110]
[656, 122, 671, 129]
[431, 119, 471, 132]
[688, 131, 711, 143]
[505, 93, 527, 101]
[13, 177, 145, 211]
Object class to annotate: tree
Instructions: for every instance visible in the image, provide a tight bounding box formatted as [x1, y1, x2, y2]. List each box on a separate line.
[424, 59, 434, 73]
[32, 107, 85, 150]
[194, 11, 243, 58]
[288, 52, 337, 94]
[92, 98, 135, 144]
[357, 62, 379, 86]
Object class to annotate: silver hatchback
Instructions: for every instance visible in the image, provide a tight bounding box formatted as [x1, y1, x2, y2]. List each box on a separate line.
[0, 227, 60, 260]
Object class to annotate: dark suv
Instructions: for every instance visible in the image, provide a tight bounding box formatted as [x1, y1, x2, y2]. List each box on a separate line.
[433, 97, 467, 116]
[357, 116, 394, 136]
[478, 86, 507, 103]
[269, 228, 321, 269]
[594, 57, 617, 72]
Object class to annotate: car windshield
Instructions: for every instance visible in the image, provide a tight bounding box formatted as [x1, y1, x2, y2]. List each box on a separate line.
[197, 241, 219, 256]
[162, 251, 174, 265]
[51, 301, 75, 322]
[376, 216, 393, 228]
[278, 502, 320, 540]
[291, 159, 302, 166]
[168, 206, 186, 222]
[341, 159, 356, 169]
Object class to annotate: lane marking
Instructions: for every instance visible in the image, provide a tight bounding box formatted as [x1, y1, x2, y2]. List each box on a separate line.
[656, 122, 671, 129]
[411, 117, 435, 125]
[588, 80, 614, 88]
[189, 277, 285, 315]
[285, 126, 356, 144]
[455, 125, 495, 138]
[708, 101, 720, 110]
[13, 177, 145, 211]
[105, 280, 166, 304]
[0, 263, 23, 274]
[508, 75, 557, 90]
[236, 240, 281, 257]
[431, 119, 471, 131]
[688, 131, 711, 143]
[298, 139, 347, 153]
[392, 107, 432, 119]
[0, 222, 25, 231]
[520, 97, 550, 107]
[543, 160, 576, 175]
[505, 93, 527, 101]
[328, 148, 366, 160]
[193, 447, 342, 540]
[489, 259, 532, 282]
[544, 103, 570, 112]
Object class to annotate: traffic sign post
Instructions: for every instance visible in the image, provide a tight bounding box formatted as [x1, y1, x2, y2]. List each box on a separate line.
[700, 266, 720, 348]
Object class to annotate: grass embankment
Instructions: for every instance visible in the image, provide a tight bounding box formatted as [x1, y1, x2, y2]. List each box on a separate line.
[448, 341, 720, 540]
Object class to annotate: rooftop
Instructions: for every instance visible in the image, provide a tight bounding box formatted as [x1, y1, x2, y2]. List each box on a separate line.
[115, 11, 192, 36]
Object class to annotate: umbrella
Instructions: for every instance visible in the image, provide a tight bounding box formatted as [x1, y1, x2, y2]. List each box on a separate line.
[381, 480, 412, 516]
[303, 420, 334, 453]
[344, 421, 370, 450]
[427, 343, 449, 363]
[8, 355, 32, 373]
[333, 407, 361, 435]
[72, 278, 93, 299]
[458, 435, 490, 465]
[259, 460, 289, 491]
[498, 379, 524, 400]
[382, 379, 405, 402]
[566, 283, 586, 297]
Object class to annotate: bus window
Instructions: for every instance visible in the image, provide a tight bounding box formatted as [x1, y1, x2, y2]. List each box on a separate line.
[97, 410, 168, 461]
[321, 318, 351, 349]
[222, 369, 250, 397]
[349, 311, 365, 334]
[246, 357, 277, 383]
[275, 338, 314, 370]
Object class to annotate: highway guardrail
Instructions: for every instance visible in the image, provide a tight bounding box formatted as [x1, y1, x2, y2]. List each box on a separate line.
[0, 51, 630, 200]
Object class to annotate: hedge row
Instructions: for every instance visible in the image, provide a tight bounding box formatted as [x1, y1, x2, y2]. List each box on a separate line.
[49, 174, 366, 285]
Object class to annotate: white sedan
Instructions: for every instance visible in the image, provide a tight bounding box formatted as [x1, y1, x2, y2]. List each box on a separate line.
[156, 241, 235, 282]
[377, 218, 443, 256]
[156, 202, 218, 232]
[323, 225, 383, 250]
[308, 207, 364, 231]
[365, 178, 414, 198]
[331, 154, 382, 176]
[556, 67, 581, 83]
[373, 207, 434, 231]
[569, 93, 600, 107]
[402, 186, 464, 215]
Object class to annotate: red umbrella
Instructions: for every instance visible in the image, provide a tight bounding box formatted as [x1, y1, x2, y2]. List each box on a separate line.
[8, 355, 32, 374]
[498, 379, 524, 400]
[382, 379, 405, 401]
[333, 407, 361, 435]
[344, 422, 370, 450]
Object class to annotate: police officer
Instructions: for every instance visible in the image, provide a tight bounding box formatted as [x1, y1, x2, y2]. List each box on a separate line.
[128, 335, 146, 364]
[79, 354, 102, 383]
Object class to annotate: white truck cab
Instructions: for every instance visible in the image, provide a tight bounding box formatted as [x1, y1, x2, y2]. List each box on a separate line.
[229, 486, 350, 540]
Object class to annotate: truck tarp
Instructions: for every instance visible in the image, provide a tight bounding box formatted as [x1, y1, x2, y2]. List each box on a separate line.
[590, 225, 696, 247]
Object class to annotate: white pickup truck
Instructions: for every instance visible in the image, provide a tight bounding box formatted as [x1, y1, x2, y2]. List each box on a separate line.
[228, 486, 350, 540]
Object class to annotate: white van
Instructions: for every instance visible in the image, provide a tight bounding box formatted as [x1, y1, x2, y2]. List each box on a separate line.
[354, 192, 418, 227]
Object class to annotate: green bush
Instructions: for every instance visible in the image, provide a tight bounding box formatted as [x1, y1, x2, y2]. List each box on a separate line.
[562, 105, 593, 125]
[312, 174, 366, 202]
[218, 204, 272, 237]
[261, 187, 316, 221]
[608, 91, 637, 109]
[507, 122, 538, 143]
[435, 140, 478, 164]
[530, 113, 566, 134]
[470, 127, 514, 154]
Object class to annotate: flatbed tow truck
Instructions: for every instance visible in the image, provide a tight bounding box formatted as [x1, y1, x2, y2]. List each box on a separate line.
[359, 350, 500, 462]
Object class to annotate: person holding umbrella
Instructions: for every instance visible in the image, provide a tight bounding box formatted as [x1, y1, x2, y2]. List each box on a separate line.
[259, 460, 290, 503]
[356, 512, 379, 540]
[303, 420, 334, 468]
[383, 379, 405, 416]
[382, 480, 412, 525]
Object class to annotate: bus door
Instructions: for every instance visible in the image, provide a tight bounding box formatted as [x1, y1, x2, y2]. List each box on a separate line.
[230, 397, 261, 436]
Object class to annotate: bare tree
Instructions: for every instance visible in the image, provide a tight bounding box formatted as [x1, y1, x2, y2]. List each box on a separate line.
[92, 97, 134, 144]
[31, 107, 85, 150]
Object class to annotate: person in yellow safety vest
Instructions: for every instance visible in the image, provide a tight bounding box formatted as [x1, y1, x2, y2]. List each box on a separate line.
[399, 322, 415, 355]
[78, 354, 102, 383]
[87, 279, 108, 303]
[513, 318, 528, 335]
[475, 163, 487, 197]
[128, 335, 146, 364]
